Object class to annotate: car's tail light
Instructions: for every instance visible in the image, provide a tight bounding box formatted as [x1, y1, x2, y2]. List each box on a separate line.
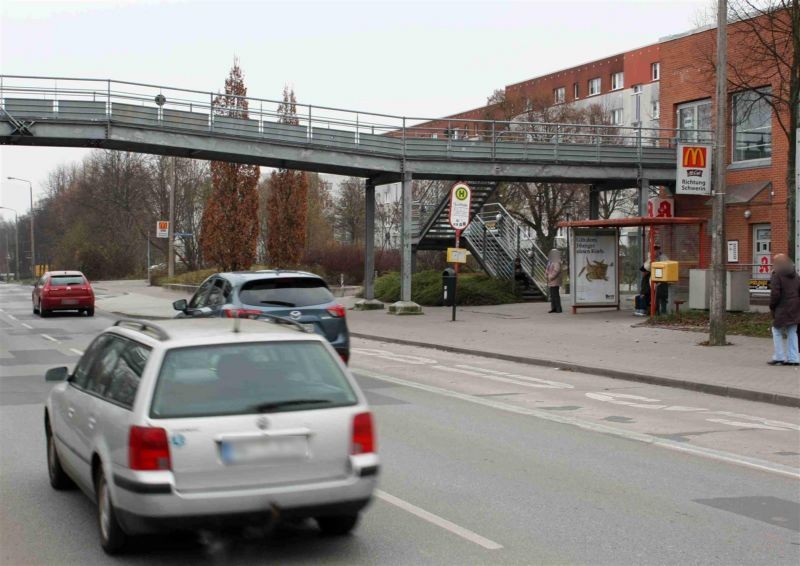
[129, 426, 171, 470]
[339, 351, 350, 364]
[327, 304, 346, 318]
[223, 308, 263, 319]
[351, 412, 375, 455]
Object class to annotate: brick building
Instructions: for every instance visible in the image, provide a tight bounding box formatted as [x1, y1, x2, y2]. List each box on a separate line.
[417, 13, 793, 291]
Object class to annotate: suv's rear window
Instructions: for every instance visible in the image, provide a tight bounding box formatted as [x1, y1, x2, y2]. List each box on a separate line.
[150, 341, 357, 418]
[239, 277, 334, 308]
[50, 275, 85, 286]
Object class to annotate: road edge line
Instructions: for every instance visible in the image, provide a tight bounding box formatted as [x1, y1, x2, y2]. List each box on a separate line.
[350, 333, 800, 408]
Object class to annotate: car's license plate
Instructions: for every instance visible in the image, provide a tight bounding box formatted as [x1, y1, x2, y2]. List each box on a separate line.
[220, 436, 308, 465]
[61, 299, 78, 305]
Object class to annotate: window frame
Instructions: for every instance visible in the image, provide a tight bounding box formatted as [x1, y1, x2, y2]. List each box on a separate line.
[651, 62, 660, 81]
[588, 77, 601, 96]
[731, 87, 772, 164]
[676, 98, 712, 143]
[553, 87, 565, 105]
[611, 108, 624, 126]
[611, 72, 624, 91]
[651, 99, 660, 119]
[573, 82, 579, 100]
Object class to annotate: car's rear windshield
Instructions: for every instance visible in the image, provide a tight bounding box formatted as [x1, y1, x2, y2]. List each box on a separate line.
[150, 341, 357, 418]
[49, 275, 85, 286]
[239, 277, 334, 308]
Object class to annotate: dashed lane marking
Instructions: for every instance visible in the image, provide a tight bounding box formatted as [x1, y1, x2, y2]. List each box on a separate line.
[41, 334, 59, 343]
[21, 323, 33, 330]
[69, 348, 84, 356]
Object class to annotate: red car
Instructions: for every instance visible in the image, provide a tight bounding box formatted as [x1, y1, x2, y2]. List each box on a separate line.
[32, 271, 95, 317]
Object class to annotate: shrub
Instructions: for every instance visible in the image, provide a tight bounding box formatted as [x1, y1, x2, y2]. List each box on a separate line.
[373, 270, 518, 306]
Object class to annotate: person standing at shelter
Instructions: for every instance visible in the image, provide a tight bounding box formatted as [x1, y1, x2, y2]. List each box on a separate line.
[768, 254, 800, 366]
[546, 249, 563, 313]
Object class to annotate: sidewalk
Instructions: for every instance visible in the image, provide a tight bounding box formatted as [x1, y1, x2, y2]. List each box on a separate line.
[94, 280, 800, 407]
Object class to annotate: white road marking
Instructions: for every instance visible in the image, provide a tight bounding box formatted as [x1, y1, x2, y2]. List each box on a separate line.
[40, 334, 59, 343]
[456, 364, 573, 389]
[355, 369, 800, 480]
[375, 489, 503, 550]
[69, 348, 84, 356]
[586, 393, 799, 431]
[7, 314, 17, 321]
[21, 323, 33, 330]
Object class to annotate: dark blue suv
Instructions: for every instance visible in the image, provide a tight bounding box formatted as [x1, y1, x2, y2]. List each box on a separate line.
[173, 270, 350, 363]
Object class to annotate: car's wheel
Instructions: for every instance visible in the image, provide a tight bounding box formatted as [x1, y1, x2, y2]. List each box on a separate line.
[46, 421, 74, 490]
[86, 308, 95, 317]
[95, 469, 128, 554]
[316, 514, 359, 536]
[40, 308, 49, 318]
[33, 302, 39, 315]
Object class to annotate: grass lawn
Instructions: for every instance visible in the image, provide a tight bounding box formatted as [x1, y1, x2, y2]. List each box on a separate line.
[644, 309, 772, 338]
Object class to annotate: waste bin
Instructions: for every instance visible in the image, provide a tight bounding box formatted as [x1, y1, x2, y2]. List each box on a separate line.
[442, 268, 456, 307]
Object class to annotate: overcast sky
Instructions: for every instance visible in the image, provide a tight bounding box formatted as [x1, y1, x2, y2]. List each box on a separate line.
[1, 0, 707, 216]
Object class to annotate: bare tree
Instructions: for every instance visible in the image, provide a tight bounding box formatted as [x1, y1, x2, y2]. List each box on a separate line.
[333, 177, 365, 244]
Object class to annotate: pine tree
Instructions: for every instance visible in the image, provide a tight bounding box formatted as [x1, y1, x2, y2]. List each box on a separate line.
[199, 59, 260, 271]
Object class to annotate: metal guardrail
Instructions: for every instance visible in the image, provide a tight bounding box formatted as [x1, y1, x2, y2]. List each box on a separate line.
[0, 75, 706, 164]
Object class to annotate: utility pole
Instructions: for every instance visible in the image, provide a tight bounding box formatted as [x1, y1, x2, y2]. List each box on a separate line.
[709, 0, 728, 345]
[168, 156, 176, 278]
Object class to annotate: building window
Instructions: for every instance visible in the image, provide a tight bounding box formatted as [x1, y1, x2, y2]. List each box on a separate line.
[588, 77, 601, 96]
[677, 99, 712, 142]
[651, 100, 660, 119]
[573, 82, 579, 99]
[611, 72, 624, 91]
[554, 87, 565, 104]
[732, 88, 772, 162]
[651, 62, 660, 81]
[611, 109, 623, 125]
[632, 84, 643, 94]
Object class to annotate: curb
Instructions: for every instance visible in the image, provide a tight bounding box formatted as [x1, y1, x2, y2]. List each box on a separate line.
[350, 332, 800, 408]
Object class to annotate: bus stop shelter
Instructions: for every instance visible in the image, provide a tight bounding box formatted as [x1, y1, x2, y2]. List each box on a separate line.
[558, 216, 708, 316]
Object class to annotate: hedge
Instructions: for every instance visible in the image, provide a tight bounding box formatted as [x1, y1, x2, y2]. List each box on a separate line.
[374, 270, 519, 306]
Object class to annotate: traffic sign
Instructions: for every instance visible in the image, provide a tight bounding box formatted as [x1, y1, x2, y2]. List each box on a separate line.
[449, 182, 472, 230]
[447, 247, 468, 264]
[156, 220, 169, 238]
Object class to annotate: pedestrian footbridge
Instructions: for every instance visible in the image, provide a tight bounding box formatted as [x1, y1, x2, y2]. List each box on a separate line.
[1, 76, 679, 184]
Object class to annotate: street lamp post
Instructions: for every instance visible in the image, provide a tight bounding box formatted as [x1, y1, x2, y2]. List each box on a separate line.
[6, 177, 35, 278]
[0, 206, 20, 280]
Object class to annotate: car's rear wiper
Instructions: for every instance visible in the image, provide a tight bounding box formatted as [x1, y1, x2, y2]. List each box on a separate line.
[259, 300, 296, 307]
[252, 399, 332, 413]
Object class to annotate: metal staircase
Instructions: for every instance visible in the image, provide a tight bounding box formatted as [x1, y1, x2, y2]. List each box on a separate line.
[413, 182, 498, 251]
[462, 203, 549, 301]
[413, 184, 549, 301]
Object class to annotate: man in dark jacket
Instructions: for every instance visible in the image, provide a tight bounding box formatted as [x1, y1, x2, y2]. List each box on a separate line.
[768, 254, 800, 366]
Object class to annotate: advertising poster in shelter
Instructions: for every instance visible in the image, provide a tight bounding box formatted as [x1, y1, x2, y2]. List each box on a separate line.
[571, 228, 619, 307]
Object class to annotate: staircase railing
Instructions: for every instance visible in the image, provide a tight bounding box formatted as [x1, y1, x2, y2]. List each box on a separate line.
[412, 182, 450, 238]
[463, 203, 549, 295]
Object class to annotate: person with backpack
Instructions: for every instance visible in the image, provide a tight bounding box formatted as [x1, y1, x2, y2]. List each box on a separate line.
[768, 254, 800, 366]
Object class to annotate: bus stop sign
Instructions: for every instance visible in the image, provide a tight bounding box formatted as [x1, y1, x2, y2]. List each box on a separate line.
[449, 182, 472, 230]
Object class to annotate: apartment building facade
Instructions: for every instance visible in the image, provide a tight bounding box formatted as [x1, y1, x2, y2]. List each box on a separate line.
[412, 13, 792, 291]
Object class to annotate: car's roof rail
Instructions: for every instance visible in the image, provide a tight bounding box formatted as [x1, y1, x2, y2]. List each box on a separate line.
[113, 318, 170, 340]
[254, 313, 312, 334]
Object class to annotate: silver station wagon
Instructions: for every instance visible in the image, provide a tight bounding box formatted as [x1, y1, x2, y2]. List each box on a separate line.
[43, 318, 378, 554]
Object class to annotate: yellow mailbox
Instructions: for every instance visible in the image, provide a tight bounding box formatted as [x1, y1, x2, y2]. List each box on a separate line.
[651, 260, 679, 282]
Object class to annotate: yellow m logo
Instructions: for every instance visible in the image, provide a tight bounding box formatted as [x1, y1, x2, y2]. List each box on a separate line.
[682, 146, 706, 168]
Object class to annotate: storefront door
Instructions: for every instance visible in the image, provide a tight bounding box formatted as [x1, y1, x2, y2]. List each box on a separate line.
[751, 223, 771, 293]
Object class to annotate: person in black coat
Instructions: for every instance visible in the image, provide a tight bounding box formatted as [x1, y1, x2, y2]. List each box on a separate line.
[768, 254, 800, 366]
[634, 261, 651, 316]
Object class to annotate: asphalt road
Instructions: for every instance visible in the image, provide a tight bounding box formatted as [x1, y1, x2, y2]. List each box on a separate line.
[1, 283, 799, 565]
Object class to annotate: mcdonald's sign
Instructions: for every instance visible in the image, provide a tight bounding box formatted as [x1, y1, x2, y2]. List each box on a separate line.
[676, 143, 712, 195]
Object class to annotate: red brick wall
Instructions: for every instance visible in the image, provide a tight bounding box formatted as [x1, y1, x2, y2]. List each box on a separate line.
[661, 18, 791, 267]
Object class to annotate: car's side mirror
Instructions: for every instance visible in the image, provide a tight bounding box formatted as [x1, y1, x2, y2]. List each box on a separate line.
[45, 367, 69, 382]
[173, 299, 188, 312]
